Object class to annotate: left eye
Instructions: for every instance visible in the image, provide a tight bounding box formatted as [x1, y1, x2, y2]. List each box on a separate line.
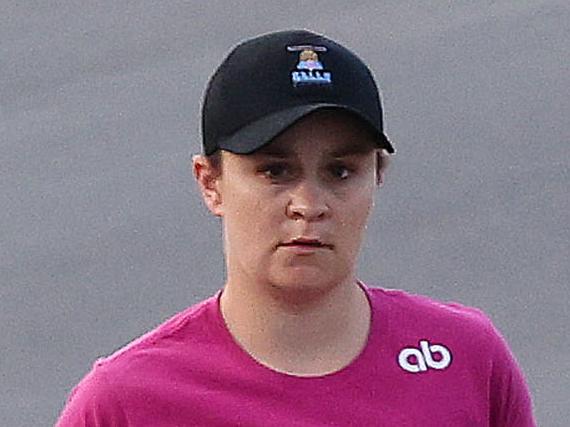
[332, 165, 351, 179]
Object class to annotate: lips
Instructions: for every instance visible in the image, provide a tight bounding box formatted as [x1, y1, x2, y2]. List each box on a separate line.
[279, 238, 333, 249]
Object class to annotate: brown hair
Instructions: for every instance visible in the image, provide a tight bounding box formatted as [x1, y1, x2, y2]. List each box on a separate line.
[206, 150, 222, 173]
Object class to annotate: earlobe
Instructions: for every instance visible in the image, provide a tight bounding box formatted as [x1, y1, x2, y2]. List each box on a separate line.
[192, 155, 223, 216]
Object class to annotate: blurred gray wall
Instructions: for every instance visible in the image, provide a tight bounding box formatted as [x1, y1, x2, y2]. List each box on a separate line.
[1, 1, 568, 425]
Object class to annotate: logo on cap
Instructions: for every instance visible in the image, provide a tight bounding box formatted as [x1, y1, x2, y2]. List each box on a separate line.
[288, 45, 332, 87]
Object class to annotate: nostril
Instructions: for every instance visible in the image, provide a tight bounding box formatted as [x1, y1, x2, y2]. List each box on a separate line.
[286, 200, 330, 221]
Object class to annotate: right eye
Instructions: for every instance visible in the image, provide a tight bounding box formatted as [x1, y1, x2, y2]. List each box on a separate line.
[259, 163, 291, 181]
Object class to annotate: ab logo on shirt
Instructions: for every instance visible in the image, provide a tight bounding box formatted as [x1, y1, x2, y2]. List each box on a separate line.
[398, 340, 452, 373]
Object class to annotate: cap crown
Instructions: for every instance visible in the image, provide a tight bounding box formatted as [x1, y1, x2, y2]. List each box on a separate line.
[202, 30, 391, 155]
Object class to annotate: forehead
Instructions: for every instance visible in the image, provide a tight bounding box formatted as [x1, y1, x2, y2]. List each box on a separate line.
[255, 110, 378, 158]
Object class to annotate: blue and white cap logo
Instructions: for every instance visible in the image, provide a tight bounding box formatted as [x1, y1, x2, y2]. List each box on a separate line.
[288, 45, 332, 87]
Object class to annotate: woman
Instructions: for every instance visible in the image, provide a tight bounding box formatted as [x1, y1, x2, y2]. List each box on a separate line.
[56, 30, 535, 426]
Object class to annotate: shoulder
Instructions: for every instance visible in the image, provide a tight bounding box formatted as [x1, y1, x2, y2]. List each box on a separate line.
[57, 294, 221, 425]
[367, 285, 496, 340]
[66, 296, 217, 391]
[364, 285, 516, 370]
[55, 359, 128, 426]
[365, 285, 536, 425]
[99, 293, 220, 373]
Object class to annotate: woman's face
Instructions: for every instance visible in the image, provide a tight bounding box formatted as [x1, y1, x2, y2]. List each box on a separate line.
[197, 110, 379, 298]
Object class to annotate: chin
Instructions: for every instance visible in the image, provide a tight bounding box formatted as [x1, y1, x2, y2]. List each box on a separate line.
[269, 266, 344, 295]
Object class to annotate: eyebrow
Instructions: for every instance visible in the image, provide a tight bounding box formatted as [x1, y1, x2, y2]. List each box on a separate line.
[328, 144, 375, 157]
[255, 146, 293, 157]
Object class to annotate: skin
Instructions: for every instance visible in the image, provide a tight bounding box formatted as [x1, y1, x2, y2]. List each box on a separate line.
[193, 110, 389, 376]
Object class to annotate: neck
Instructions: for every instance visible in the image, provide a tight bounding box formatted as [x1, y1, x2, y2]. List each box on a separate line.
[219, 276, 371, 376]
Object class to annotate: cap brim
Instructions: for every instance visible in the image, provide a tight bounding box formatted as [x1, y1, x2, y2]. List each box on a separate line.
[216, 104, 395, 155]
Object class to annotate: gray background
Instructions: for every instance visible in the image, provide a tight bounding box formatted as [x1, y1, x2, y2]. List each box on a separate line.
[1, 1, 568, 425]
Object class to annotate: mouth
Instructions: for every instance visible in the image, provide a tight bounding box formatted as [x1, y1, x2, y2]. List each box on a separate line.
[278, 238, 333, 250]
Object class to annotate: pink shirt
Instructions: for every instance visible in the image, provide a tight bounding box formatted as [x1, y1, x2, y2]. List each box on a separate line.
[56, 284, 536, 426]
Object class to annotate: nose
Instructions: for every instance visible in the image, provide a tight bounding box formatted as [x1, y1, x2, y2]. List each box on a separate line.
[286, 180, 330, 221]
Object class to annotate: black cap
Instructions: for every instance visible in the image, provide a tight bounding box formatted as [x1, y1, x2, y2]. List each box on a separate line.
[201, 30, 395, 155]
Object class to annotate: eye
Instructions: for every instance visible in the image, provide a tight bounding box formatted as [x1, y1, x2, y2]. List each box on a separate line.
[331, 164, 352, 180]
[259, 162, 291, 181]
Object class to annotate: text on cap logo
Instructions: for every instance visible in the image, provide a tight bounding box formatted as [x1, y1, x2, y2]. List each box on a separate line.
[287, 45, 332, 87]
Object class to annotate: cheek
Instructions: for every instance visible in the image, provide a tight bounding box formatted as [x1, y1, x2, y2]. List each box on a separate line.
[337, 193, 374, 245]
[223, 187, 284, 243]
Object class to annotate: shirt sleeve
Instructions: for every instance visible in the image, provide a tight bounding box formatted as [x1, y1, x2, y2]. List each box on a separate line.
[55, 360, 129, 427]
[487, 322, 536, 427]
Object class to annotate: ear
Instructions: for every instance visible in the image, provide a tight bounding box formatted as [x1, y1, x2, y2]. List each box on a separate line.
[375, 149, 390, 187]
[192, 154, 224, 216]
